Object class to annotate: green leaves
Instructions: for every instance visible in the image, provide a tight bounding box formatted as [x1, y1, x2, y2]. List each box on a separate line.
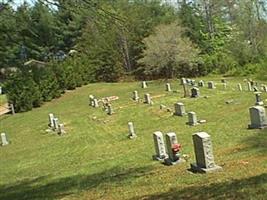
[139, 22, 201, 78]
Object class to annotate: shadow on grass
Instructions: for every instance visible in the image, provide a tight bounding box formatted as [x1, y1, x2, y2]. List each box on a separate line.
[0, 165, 154, 200]
[243, 129, 267, 154]
[132, 173, 267, 200]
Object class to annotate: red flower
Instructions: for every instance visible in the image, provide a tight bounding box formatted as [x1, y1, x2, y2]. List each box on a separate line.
[172, 143, 181, 152]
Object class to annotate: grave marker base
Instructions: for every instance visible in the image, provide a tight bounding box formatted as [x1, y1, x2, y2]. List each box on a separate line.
[255, 102, 264, 106]
[129, 135, 137, 139]
[152, 155, 167, 161]
[186, 122, 199, 126]
[164, 158, 185, 166]
[190, 163, 222, 173]
[248, 124, 267, 129]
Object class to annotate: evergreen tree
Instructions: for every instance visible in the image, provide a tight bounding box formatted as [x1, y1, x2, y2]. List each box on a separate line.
[5, 70, 41, 112]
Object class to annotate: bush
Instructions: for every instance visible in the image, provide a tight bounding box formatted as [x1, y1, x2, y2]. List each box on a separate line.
[5, 71, 41, 112]
[255, 60, 267, 81]
[202, 52, 238, 75]
[32, 66, 61, 101]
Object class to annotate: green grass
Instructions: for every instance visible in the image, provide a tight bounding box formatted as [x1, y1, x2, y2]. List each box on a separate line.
[0, 77, 266, 200]
[0, 95, 7, 106]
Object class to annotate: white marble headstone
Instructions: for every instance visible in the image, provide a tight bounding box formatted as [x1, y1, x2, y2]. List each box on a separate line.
[188, 112, 198, 126]
[166, 83, 171, 92]
[248, 106, 267, 129]
[153, 131, 167, 160]
[174, 103, 186, 116]
[190, 132, 222, 173]
[1, 133, 8, 146]
[128, 122, 136, 139]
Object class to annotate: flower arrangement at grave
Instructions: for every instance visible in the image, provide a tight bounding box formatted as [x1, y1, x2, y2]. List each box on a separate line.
[172, 143, 181, 161]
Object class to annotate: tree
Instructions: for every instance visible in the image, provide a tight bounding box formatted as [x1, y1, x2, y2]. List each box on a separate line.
[5, 70, 42, 112]
[139, 22, 200, 78]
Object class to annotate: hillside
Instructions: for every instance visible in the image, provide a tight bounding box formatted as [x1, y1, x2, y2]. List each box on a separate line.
[0, 77, 266, 200]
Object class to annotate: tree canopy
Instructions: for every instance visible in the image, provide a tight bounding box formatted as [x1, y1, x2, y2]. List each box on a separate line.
[1, 0, 267, 112]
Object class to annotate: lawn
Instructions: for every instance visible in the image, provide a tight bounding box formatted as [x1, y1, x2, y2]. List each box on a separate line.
[0, 95, 7, 106]
[0, 77, 266, 200]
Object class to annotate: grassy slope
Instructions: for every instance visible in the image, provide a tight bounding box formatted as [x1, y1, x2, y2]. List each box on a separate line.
[0, 77, 266, 200]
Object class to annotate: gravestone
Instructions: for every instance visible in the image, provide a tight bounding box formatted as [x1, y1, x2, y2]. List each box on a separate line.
[153, 131, 167, 161]
[58, 124, 66, 135]
[237, 83, 242, 91]
[128, 122, 137, 139]
[207, 81, 215, 89]
[191, 87, 200, 98]
[174, 103, 186, 116]
[89, 95, 94, 106]
[93, 98, 99, 108]
[186, 79, 191, 84]
[181, 78, 187, 85]
[1, 133, 9, 146]
[165, 132, 183, 165]
[107, 104, 113, 115]
[166, 83, 172, 92]
[160, 104, 166, 110]
[248, 106, 267, 129]
[53, 118, 59, 130]
[190, 132, 222, 173]
[255, 92, 264, 106]
[190, 80, 196, 86]
[188, 112, 198, 126]
[222, 83, 227, 89]
[48, 113, 54, 128]
[144, 93, 151, 104]
[133, 91, 139, 101]
[247, 82, 252, 91]
[141, 81, 147, 88]
[253, 86, 259, 92]
[198, 80, 205, 87]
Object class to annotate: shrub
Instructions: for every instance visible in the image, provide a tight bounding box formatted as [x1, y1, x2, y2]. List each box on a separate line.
[5, 71, 41, 112]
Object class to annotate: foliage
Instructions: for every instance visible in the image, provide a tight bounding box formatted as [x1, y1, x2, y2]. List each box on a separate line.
[1, 0, 267, 112]
[139, 22, 200, 78]
[32, 65, 61, 101]
[5, 71, 41, 112]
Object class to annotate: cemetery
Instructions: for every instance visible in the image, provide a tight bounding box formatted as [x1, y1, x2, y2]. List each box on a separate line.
[0, 1, 267, 199]
[0, 77, 266, 199]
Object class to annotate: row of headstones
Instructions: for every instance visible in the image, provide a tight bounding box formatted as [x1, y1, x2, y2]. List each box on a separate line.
[173, 100, 267, 129]
[133, 89, 197, 105]
[181, 78, 216, 89]
[236, 82, 267, 92]
[142, 81, 173, 92]
[174, 103, 204, 125]
[153, 131, 222, 173]
[48, 113, 65, 135]
[2, 113, 68, 147]
[125, 108, 201, 142]
[141, 80, 216, 91]
[123, 105, 264, 170]
[89, 95, 113, 115]
[182, 78, 267, 92]
[132, 91, 154, 105]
